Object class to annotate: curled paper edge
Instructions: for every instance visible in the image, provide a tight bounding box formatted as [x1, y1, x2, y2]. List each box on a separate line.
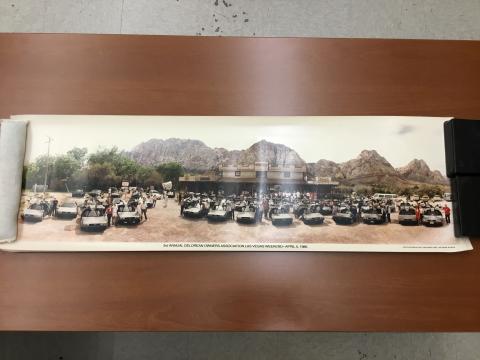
[0, 120, 28, 243]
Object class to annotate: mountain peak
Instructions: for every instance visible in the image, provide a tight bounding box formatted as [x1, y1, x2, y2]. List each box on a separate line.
[130, 138, 218, 171]
[407, 158, 429, 167]
[255, 139, 270, 144]
[397, 159, 446, 184]
[398, 158, 430, 172]
[241, 140, 305, 166]
[249, 139, 281, 149]
[357, 149, 382, 159]
[340, 149, 396, 178]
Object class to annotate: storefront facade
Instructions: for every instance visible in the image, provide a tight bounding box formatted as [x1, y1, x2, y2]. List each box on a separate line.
[179, 162, 338, 196]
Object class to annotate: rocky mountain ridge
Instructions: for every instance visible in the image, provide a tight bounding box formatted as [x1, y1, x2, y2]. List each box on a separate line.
[129, 138, 447, 185]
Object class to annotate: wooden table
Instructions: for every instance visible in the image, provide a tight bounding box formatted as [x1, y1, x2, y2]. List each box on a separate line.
[1, 34, 479, 331]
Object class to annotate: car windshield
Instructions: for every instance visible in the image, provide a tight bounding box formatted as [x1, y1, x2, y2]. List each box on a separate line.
[85, 210, 101, 217]
[61, 203, 76, 208]
[119, 205, 136, 212]
[339, 208, 349, 214]
[186, 201, 199, 208]
[424, 209, 442, 216]
[400, 208, 416, 215]
[29, 204, 43, 210]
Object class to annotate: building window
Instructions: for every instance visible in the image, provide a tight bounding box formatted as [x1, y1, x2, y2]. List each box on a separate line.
[284, 171, 291, 178]
[235, 171, 241, 177]
[256, 171, 267, 178]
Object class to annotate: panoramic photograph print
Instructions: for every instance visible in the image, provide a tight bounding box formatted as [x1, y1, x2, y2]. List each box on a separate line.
[8, 115, 471, 252]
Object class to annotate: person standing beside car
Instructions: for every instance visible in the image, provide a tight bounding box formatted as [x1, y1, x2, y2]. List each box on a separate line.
[141, 200, 148, 221]
[163, 193, 168, 208]
[112, 203, 118, 226]
[332, 204, 338, 216]
[263, 198, 269, 220]
[180, 197, 186, 216]
[106, 205, 113, 227]
[136, 199, 142, 219]
[52, 198, 58, 217]
[351, 205, 358, 223]
[443, 204, 451, 224]
[384, 204, 391, 223]
[415, 206, 421, 225]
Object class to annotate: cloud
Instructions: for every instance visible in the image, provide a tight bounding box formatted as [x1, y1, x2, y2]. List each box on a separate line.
[396, 125, 415, 135]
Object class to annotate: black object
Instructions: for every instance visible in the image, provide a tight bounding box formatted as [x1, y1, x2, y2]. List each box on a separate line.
[444, 119, 480, 237]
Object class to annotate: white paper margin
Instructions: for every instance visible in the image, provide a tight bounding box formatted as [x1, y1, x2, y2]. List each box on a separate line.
[0, 238, 473, 253]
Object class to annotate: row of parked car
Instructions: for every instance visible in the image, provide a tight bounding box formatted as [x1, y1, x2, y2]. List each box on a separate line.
[71, 187, 175, 200]
[21, 187, 166, 232]
[182, 195, 300, 226]
[181, 193, 448, 227]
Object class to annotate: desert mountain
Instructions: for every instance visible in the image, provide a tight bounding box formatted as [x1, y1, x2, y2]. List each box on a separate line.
[235, 140, 304, 167]
[396, 159, 447, 185]
[307, 159, 342, 179]
[129, 139, 446, 185]
[129, 139, 303, 172]
[309, 150, 397, 181]
[339, 150, 398, 179]
[130, 138, 220, 171]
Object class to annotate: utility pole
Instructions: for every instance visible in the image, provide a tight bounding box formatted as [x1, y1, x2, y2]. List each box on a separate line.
[43, 136, 53, 195]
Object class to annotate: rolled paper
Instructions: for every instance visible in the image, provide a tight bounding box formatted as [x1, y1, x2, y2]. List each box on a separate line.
[0, 120, 28, 243]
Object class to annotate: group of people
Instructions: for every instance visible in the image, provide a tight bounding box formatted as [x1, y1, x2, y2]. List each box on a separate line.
[103, 199, 149, 227]
[179, 192, 301, 222]
[26, 197, 59, 217]
[82, 190, 156, 227]
[177, 190, 453, 226]
[412, 203, 451, 224]
[344, 202, 392, 223]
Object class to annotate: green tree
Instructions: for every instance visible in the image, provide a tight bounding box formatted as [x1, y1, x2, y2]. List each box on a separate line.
[53, 155, 82, 180]
[86, 163, 120, 189]
[88, 147, 139, 186]
[67, 147, 88, 164]
[136, 165, 163, 188]
[156, 162, 184, 188]
[24, 155, 51, 189]
[353, 184, 372, 195]
[418, 184, 444, 198]
[399, 187, 414, 197]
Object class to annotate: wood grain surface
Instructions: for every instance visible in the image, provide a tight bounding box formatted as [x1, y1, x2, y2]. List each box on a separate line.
[0, 34, 480, 331]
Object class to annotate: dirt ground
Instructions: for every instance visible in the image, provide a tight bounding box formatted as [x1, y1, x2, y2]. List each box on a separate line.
[17, 192, 456, 245]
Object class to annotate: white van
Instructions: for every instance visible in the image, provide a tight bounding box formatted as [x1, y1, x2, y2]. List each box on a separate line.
[410, 194, 420, 202]
[372, 193, 397, 200]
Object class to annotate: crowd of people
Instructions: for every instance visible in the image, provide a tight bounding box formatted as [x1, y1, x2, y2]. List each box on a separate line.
[25, 187, 170, 226]
[177, 190, 452, 225]
[84, 188, 168, 226]
[24, 188, 452, 228]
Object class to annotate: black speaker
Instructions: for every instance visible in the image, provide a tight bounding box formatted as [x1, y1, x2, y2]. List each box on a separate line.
[444, 119, 480, 237]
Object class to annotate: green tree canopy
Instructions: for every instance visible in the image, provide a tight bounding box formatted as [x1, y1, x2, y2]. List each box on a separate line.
[67, 147, 88, 164]
[88, 147, 139, 180]
[156, 162, 184, 188]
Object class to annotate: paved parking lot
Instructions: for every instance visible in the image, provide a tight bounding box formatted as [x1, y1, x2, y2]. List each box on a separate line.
[18, 192, 455, 245]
